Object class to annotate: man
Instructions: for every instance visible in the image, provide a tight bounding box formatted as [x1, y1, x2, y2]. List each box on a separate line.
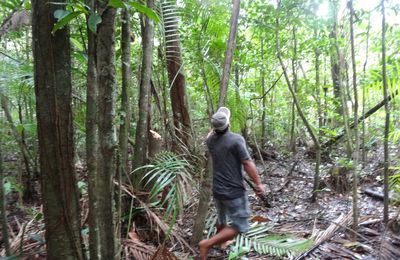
[199, 107, 265, 259]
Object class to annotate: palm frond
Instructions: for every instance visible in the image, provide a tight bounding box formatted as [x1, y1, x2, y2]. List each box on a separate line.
[229, 222, 313, 259]
[122, 239, 157, 260]
[118, 182, 195, 253]
[134, 151, 194, 229]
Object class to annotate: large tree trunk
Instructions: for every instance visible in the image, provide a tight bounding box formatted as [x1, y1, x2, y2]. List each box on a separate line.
[132, 0, 155, 181]
[96, 1, 117, 258]
[162, 0, 192, 150]
[381, 0, 390, 225]
[31, 0, 84, 258]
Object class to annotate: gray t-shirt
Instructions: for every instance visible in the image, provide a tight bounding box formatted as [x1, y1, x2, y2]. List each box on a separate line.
[206, 130, 251, 200]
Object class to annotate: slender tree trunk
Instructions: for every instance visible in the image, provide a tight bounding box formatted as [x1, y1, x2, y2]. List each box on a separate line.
[340, 64, 353, 157]
[0, 135, 11, 256]
[218, 0, 241, 107]
[349, 0, 359, 234]
[260, 38, 267, 143]
[132, 0, 155, 178]
[289, 26, 298, 153]
[114, 8, 132, 256]
[192, 0, 241, 245]
[362, 15, 370, 165]
[276, 4, 321, 201]
[85, 0, 100, 258]
[313, 1, 323, 203]
[322, 89, 398, 148]
[31, 0, 84, 258]
[17, 100, 34, 201]
[329, 9, 342, 116]
[1, 94, 35, 202]
[96, 1, 117, 258]
[162, 0, 192, 150]
[381, 0, 390, 225]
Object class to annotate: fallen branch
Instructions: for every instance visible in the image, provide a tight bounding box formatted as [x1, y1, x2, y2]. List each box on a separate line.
[322, 89, 399, 148]
[363, 188, 384, 201]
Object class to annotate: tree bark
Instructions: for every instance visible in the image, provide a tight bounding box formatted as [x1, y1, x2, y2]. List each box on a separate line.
[289, 26, 298, 153]
[96, 1, 117, 258]
[381, 0, 390, 225]
[132, 0, 155, 180]
[328, 0, 343, 118]
[361, 15, 370, 164]
[116, 7, 132, 253]
[218, 0, 241, 107]
[312, 0, 322, 203]
[31, 0, 84, 258]
[349, 0, 359, 235]
[260, 37, 267, 143]
[85, 0, 99, 258]
[162, 0, 192, 150]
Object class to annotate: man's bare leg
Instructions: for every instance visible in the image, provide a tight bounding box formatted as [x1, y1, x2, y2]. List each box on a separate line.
[198, 226, 239, 260]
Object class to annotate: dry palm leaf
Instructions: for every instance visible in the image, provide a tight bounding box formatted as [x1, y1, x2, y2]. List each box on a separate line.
[150, 245, 180, 260]
[123, 239, 157, 260]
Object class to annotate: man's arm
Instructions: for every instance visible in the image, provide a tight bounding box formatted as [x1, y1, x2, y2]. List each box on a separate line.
[242, 159, 265, 197]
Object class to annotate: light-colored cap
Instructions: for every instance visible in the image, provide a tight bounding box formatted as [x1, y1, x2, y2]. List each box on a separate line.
[211, 107, 231, 131]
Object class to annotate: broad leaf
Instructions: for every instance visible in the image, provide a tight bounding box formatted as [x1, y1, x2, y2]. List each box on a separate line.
[88, 12, 102, 34]
[54, 9, 70, 21]
[52, 11, 83, 34]
[127, 1, 160, 23]
[70, 37, 84, 51]
[108, 0, 126, 8]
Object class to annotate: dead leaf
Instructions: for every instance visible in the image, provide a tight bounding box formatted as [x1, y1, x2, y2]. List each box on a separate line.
[251, 215, 271, 223]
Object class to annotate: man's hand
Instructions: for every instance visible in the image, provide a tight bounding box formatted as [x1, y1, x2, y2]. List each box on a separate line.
[254, 183, 265, 197]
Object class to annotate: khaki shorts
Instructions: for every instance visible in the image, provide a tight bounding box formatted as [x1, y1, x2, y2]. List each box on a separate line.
[214, 195, 251, 233]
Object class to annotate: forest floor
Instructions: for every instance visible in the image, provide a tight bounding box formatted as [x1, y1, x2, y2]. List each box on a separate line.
[1, 144, 400, 259]
[177, 144, 400, 259]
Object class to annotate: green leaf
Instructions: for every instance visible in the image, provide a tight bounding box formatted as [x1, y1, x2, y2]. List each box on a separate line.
[88, 12, 102, 33]
[52, 11, 83, 34]
[0, 2, 16, 9]
[108, 0, 126, 8]
[70, 37, 84, 51]
[127, 1, 160, 23]
[4, 182, 12, 194]
[54, 9, 70, 21]
[0, 256, 19, 260]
